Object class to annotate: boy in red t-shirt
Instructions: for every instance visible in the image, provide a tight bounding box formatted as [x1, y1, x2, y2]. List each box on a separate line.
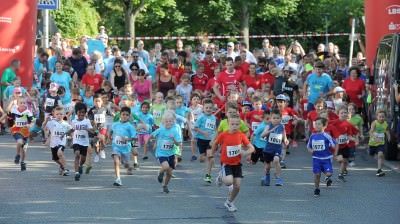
[212, 114, 254, 212]
[246, 96, 264, 135]
[307, 98, 326, 134]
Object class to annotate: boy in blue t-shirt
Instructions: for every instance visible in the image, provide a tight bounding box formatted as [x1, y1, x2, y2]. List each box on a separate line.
[260, 109, 289, 186]
[251, 110, 270, 165]
[109, 106, 137, 187]
[307, 117, 338, 197]
[145, 111, 182, 194]
[193, 99, 217, 183]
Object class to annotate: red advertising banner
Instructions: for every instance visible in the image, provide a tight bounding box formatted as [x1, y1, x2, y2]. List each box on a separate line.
[0, 0, 37, 87]
[365, 0, 400, 67]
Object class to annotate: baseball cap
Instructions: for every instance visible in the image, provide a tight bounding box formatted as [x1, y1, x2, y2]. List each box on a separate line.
[276, 94, 289, 101]
[334, 86, 345, 93]
[49, 82, 59, 91]
[227, 42, 234, 47]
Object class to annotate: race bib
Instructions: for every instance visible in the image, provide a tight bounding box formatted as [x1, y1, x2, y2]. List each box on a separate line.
[94, 114, 106, 123]
[261, 135, 268, 142]
[74, 130, 87, 140]
[46, 98, 55, 107]
[268, 133, 282, 144]
[15, 117, 28, 127]
[161, 140, 174, 150]
[114, 136, 127, 146]
[251, 122, 261, 131]
[312, 140, 325, 151]
[281, 115, 292, 125]
[205, 119, 215, 130]
[337, 135, 349, 144]
[303, 103, 308, 111]
[153, 110, 162, 118]
[373, 132, 385, 142]
[226, 145, 241, 157]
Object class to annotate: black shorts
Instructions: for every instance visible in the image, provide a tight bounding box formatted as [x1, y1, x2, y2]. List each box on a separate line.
[222, 164, 243, 178]
[197, 138, 211, 154]
[157, 155, 176, 169]
[73, 144, 88, 156]
[369, 145, 385, 156]
[263, 151, 281, 163]
[51, 145, 65, 161]
[251, 146, 264, 164]
[338, 147, 350, 159]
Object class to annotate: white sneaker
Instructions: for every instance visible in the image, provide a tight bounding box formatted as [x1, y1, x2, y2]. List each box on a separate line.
[100, 150, 106, 159]
[94, 154, 100, 163]
[224, 200, 237, 212]
[215, 170, 223, 187]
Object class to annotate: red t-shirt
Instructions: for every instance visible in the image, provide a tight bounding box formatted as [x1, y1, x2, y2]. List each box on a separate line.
[342, 78, 365, 107]
[307, 110, 319, 133]
[205, 77, 217, 92]
[328, 111, 339, 121]
[280, 107, 299, 135]
[246, 110, 264, 134]
[235, 62, 249, 75]
[81, 74, 103, 92]
[216, 69, 242, 97]
[201, 60, 219, 79]
[325, 123, 340, 154]
[170, 66, 184, 84]
[216, 131, 250, 165]
[240, 74, 262, 90]
[330, 119, 359, 149]
[261, 72, 275, 88]
[191, 74, 209, 92]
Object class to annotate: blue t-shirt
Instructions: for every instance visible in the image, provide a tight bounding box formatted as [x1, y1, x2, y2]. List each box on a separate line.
[83, 96, 94, 109]
[48, 56, 58, 73]
[175, 106, 190, 117]
[3, 86, 27, 99]
[307, 132, 337, 160]
[135, 112, 155, 134]
[194, 114, 216, 140]
[263, 123, 285, 153]
[50, 72, 72, 92]
[252, 121, 268, 149]
[111, 121, 137, 153]
[153, 125, 182, 158]
[305, 73, 334, 104]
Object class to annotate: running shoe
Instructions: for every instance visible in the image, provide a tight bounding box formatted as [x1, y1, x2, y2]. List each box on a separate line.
[275, 178, 283, 186]
[63, 169, 70, 176]
[261, 174, 271, 186]
[224, 200, 237, 212]
[100, 150, 106, 159]
[133, 163, 140, 170]
[326, 177, 332, 187]
[203, 174, 212, 183]
[75, 173, 80, 181]
[314, 188, 320, 197]
[127, 167, 133, 175]
[14, 154, 20, 164]
[157, 172, 164, 183]
[215, 170, 223, 187]
[190, 155, 197, 161]
[163, 185, 169, 193]
[376, 169, 385, 177]
[343, 169, 348, 176]
[20, 162, 26, 171]
[142, 156, 149, 160]
[338, 174, 346, 182]
[280, 160, 287, 168]
[292, 140, 298, 148]
[113, 178, 122, 186]
[85, 165, 92, 174]
[94, 154, 100, 163]
[78, 166, 83, 175]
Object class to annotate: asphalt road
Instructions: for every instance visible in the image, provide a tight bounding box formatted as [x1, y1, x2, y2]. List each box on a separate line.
[0, 135, 399, 224]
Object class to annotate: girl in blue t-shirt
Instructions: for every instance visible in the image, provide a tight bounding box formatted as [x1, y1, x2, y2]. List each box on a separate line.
[134, 102, 155, 160]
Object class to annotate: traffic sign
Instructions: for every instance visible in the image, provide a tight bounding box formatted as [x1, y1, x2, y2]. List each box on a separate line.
[38, 0, 59, 10]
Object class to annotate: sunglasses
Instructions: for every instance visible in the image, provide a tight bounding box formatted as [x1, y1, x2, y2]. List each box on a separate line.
[132, 68, 138, 71]
[115, 65, 121, 68]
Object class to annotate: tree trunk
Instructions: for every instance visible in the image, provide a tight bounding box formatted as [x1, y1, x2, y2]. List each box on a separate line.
[123, 0, 145, 50]
[129, 14, 136, 48]
[124, 9, 132, 49]
[240, 2, 250, 49]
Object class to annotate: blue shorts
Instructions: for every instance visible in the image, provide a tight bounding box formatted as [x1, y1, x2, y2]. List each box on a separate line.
[369, 145, 385, 156]
[313, 158, 333, 174]
[29, 125, 42, 134]
[157, 155, 176, 169]
[112, 150, 131, 165]
[13, 133, 28, 144]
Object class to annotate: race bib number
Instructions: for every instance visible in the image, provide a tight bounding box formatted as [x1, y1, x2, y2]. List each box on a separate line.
[251, 122, 261, 131]
[114, 136, 127, 146]
[312, 140, 325, 151]
[303, 103, 308, 111]
[46, 98, 55, 107]
[337, 135, 349, 144]
[15, 117, 28, 127]
[94, 114, 106, 123]
[161, 140, 174, 150]
[268, 133, 282, 144]
[261, 135, 268, 142]
[153, 110, 162, 118]
[281, 115, 292, 125]
[226, 145, 241, 158]
[74, 130, 87, 140]
[373, 132, 385, 142]
[205, 119, 215, 130]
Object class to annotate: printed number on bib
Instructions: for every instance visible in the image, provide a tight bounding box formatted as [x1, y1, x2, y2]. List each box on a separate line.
[312, 140, 325, 151]
[268, 133, 282, 144]
[205, 119, 215, 130]
[226, 145, 241, 157]
[281, 115, 292, 125]
[161, 140, 174, 150]
[94, 114, 106, 123]
[74, 130, 86, 140]
[46, 98, 55, 107]
[15, 117, 28, 127]
[303, 103, 308, 111]
[251, 122, 261, 131]
[337, 135, 349, 144]
[114, 136, 127, 146]
[153, 110, 162, 118]
[373, 132, 385, 142]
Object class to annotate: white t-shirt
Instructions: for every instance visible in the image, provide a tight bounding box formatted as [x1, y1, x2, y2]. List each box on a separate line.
[72, 118, 93, 146]
[46, 120, 72, 148]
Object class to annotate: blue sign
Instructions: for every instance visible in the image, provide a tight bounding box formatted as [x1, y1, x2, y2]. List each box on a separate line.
[38, 0, 59, 10]
[87, 40, 106, 56]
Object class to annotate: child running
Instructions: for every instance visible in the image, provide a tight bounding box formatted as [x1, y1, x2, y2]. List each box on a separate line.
[307, 117, 338, 196]
[135, 102, 155, 160]
[212, 113, 255, 212]
[368, 110, 390, 177]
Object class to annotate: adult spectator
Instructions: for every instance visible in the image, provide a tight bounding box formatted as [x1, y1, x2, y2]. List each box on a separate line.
[256, 57, 268, 75]
[1, 59, 20, 100]
[239, 42, 257, 64]
[137, 40, 149, 64]
[170, 58, 184, 83]
[62, 60, 79, 88]
[68, 48, 88, 81]
[342, 66, 366, 112]
[110, 58, 129, 90]
[104, 47, 128, 79]
[261, 60, 276, 89]
[51, 60, 72, 92]
[133, 69, 152, 102]
[81, 63, 103, 92]
[213, 57, 242, 102]
[91, 51, 105, 75]
[33, 51, 49, 87]
[191, 63, 208, 92]
[240, 63, 262, 91]
[129, 50, 149, 74]
[261, 38, 273, 57]
[80, 43, 90, 62]
[96, 26, 108, 46]
[157, 63, 176, 97]
[303, 61, 334, 112]
[281, 66, 300, 107]
[234, 55, 248, 75]
[48, 48, 63, 73]
[61, 39, 72, 58]
[201, 50, 219, 79]
[154, 42, 162, 60]
[278, 44, 287, 57]
[128, 62, 140, 85]
[272, 47, 285, 69]
[287, 41, 305, 63]
[226, 42, 237, 59]
[238, 51, 250, 74]
[176, 39, 184, 53]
